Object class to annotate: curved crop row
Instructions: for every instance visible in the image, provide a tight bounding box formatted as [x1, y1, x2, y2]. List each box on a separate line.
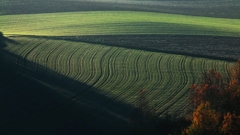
[3, 37, 233, 112]
[0, 37, 234, 134]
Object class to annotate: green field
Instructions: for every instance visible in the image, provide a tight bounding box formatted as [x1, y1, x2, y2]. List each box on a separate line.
[1, 36, 232, 134]
[1, 11, 240, 36]
[1, 0, 240, 134]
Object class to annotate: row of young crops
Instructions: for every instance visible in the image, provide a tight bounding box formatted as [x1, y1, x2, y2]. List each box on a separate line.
[1, 37, 232, 117]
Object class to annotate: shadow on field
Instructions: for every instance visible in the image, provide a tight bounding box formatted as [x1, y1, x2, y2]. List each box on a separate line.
[0, 32, 18, 48]
[0, 36, 135, 134]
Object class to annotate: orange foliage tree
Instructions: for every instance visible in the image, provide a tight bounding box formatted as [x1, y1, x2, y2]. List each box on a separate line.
[183, 102, 220, 135]
[183, 59, 240, 135]
[189, 68, 227, 111]
[221, 112, 240, 135]
[224, 59, 240, 115]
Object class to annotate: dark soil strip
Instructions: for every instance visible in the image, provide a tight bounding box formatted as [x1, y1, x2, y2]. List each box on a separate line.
[15, 34, 240, 62]
[1, 0, 240, 19]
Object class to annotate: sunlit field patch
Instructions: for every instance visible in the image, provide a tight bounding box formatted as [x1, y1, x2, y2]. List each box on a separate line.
[1, 11, 240, 36]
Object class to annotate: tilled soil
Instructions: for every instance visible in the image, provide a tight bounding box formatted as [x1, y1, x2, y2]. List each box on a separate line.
[48, 34, 240, 61]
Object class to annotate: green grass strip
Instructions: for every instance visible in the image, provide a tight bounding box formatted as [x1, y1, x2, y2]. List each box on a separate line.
[1, 11, 240, 36]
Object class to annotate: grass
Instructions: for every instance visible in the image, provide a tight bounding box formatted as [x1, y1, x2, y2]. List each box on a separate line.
[1, 11, 240, 36]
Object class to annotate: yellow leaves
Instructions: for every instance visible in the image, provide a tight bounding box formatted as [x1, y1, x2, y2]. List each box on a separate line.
[192, 102, 219, 130]
[221, 112, 240, 135]
[182, 102, 220, 135]
[221, 112, 233, 131]
[183, 59, 240, 135]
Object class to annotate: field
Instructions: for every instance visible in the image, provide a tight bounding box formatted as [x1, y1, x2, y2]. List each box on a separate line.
[1, 0, 240, 134]
[1, 11, 240, 36]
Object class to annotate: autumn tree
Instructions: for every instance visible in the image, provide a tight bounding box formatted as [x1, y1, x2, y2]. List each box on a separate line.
[221, 112, 240, 134]
[224, 59, 240, 115]
[182, 102, 220, 135]
[189, 68, 227, 112]
[183, 59, 240, 135]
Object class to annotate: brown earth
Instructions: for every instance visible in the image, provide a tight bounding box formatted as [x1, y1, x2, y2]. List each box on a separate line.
[20, 34, 240, 61]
